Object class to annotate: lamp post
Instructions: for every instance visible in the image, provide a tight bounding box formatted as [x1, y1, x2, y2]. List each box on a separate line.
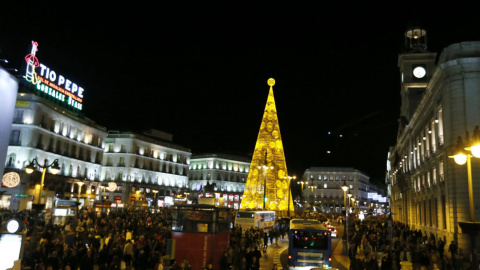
[351, 197, 356, 213]
[341, 181, 349, 255]
[284, 175, 296, 217]
[308, 183, 317, 206]
[347, 190, 352, 245]
[76, 181, 84, 209]
[152, 190, 158, 211]
[307, 178, 317, 206]
[100, 184, 107, 213]
[347, 190, 353, 212]
[449, 127, 480, 270]
[25, 158, 60, 209]
[298, 180, 305, 206]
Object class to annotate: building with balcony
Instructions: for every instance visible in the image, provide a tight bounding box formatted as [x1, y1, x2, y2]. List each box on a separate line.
[189, 153, 250, 209]
[388, 27, 480, 261]
[102, 129, 191, 208]
[2, 91, 107, 210]
[302, 167, 387, 213]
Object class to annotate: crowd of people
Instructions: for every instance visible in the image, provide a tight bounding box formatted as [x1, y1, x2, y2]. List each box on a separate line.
[0, 207, 471, 270]
[218, 220, 288, 270]
[1, 207, 292, 270]
[345, 215, 466, 270]
[1, 208, 174, 270]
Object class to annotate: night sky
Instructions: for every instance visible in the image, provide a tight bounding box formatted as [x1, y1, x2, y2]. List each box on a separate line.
[1, 3, 480, 188]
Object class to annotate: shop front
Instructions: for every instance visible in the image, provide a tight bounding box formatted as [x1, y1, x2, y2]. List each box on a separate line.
[52, 199, 77, 225]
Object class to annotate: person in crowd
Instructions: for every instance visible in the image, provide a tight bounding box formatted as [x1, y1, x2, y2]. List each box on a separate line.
[350, 253, 363, 270]
[400, 246, 412, 262]
[202, 263, 214, 270]
[381, 252, 392, 270]
[368, 253, 379, 270]
[448, 241, 458, 259]
[248, 256, 260, 270]
[123, 239, 134, 267]
[154, 258, 164, 270]
[220, 251, 230, 270]
[429, 248, 442, 269]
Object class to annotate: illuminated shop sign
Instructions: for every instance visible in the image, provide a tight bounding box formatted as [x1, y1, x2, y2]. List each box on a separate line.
[24, 40, 84, 110]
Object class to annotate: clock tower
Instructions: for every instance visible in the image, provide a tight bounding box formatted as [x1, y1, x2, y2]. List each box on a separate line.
[398, 27, 437, 124]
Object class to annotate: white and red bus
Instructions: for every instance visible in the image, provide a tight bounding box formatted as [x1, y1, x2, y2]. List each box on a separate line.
[234, 210, 276, 233]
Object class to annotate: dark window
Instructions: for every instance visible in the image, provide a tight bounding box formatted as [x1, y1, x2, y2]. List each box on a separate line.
[9, 130, 21, 145]
[13, 110, 24, 123]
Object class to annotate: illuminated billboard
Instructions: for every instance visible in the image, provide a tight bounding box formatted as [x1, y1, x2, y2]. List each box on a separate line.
[24, 41, 84, 110]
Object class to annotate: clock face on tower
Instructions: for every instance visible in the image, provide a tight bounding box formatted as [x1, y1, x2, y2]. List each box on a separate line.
[413, 66, 426, 78]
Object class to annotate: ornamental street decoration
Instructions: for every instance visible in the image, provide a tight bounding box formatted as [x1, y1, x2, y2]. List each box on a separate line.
[240, 78, 294, 214]
[2, 172, 21, 188]
[107, 182, 117, 192]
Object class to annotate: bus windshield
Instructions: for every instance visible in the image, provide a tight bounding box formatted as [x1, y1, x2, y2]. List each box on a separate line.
[292, 231, 329, 250]
[288, 219, 332, 270]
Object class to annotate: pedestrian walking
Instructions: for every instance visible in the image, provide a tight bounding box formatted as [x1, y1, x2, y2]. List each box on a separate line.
[123, 240, 134, 267]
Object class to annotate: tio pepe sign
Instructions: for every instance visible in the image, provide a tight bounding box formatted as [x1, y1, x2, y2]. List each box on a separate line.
[24, 40, 84, 110]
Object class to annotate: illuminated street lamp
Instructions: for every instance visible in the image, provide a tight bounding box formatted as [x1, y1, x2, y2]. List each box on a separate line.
[284, 175, 296, 217]
[25, 158, 60, 207]
[152, 190, 158, 210]
[308, 182, 317, 205]
[76, 181, 84, 209]
[449, 127, 480, 270]
[297, 180, 306, 203]
[347, 190, 353, 205]
[341, 181, 349, 255]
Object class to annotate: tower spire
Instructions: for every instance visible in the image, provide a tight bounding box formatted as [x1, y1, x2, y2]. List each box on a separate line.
[240, 78, 293, 216]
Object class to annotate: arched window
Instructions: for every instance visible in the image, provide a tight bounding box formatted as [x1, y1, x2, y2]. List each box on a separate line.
[6, 153, 16, 168]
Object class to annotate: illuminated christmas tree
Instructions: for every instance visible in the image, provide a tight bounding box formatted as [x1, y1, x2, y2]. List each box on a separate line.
[240, 78, 294, 216]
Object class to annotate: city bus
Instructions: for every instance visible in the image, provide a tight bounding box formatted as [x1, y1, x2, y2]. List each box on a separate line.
[288, 219, 333, 270]
[234, 210, 276, 233]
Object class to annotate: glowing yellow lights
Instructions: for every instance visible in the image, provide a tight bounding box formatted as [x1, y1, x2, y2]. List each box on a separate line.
[267, 78, 275, 86]
[454, 154, 467, 165]
[240, 78, 293, 215]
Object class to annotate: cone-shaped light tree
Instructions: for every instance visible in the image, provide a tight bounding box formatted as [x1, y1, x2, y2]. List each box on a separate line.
[240, 78, 293, 216]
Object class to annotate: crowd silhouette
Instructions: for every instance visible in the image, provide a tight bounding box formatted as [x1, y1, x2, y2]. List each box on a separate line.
[0, 208, 470, 270]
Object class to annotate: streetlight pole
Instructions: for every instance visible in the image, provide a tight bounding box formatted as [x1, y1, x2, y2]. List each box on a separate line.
[308, 179, 317, 206]
[25, 158, 60, 208]
[76, 181, 84, 209]
[347, 190, 352, 247]
[153, 190, 158, 211]
[285, 175, 296, 217]
[100, 185, 107, 213]
[449, 128, 480, 270]
[341, 181, 349, 255]
[298, 181, 305, 206]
